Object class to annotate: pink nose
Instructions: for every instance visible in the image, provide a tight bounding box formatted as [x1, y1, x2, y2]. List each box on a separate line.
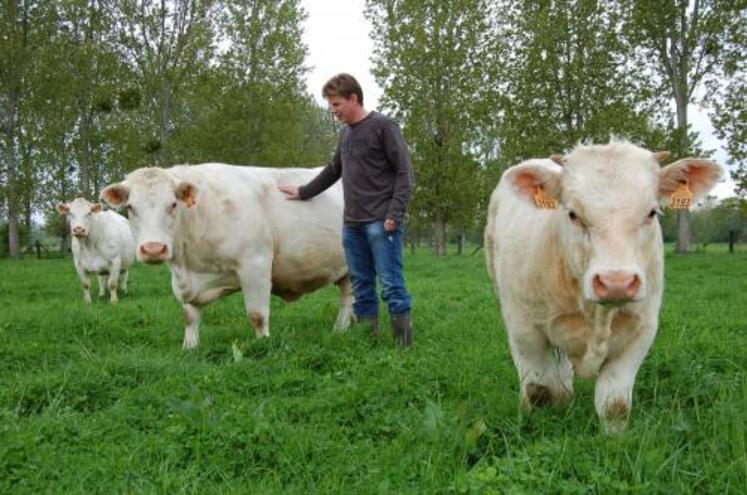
[593, 271, 641, 302]
[140, 242, 168, 262]
[73, 227, 87, 236]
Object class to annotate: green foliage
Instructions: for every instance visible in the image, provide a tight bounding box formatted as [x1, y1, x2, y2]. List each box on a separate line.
[496, 0, 667, 165]
[366, 0, 500, 253]
[1, 0, 336, 257]
[706, 3, 747, 197]
[0, 249, 745, 491]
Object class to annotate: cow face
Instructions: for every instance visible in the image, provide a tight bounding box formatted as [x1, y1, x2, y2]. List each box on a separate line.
[101, 168, 197, 264]
[506, 142, 722, 304]
[57, 198, 103, 238]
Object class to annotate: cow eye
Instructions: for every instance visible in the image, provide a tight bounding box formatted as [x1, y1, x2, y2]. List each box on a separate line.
[646, 208, 660, 223]
[126, 205, 135, 215]
[568, 210, 587, 228]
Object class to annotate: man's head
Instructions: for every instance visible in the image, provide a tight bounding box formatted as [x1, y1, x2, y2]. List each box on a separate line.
[322, 73, 365, 124]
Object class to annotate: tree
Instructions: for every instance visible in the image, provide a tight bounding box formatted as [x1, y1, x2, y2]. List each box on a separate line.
[0, 0, 56, 258]
[171, 0, 334, 166]
[707, 5, 747, 197]
[366, 0, 499, 255]
[107, 0, 218, 165]
[627, 0, 747, 252]
[497, 0, 667, 166]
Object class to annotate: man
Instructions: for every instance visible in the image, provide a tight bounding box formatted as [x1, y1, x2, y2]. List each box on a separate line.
[278, 73, 415, 346]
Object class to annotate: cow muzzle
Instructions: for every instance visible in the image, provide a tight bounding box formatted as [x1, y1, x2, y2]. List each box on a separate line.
[72, 227, 88, 238]
[592, 270, 642, 303]
[139, 242, 169, 263]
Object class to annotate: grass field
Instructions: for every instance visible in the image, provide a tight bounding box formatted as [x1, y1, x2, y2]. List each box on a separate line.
[1, 248, 745, 493]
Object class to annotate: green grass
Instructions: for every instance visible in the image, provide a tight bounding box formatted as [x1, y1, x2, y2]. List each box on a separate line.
[0, 249, 745, 493]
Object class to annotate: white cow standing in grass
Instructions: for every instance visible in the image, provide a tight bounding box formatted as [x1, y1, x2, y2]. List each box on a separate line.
[101, 163, 353, 349]
[58, 198, 136, 304]
[484, 140, 722, 433]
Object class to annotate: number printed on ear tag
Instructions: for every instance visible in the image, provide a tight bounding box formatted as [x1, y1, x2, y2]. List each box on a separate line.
[669, 180, 693, 210]
[534, 186, 557, 209]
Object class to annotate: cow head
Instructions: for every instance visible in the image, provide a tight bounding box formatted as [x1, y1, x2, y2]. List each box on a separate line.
[57, 198, 103, 238]
[101, 167, 198, 264]
[505, 141, 722, 304]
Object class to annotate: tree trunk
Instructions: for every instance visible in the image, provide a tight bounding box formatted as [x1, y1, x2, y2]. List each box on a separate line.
[433, 212, 447, 256]
[6, 200, 21, 259]
[676, 209, 692, 253]
[5, 146, 21, 259]
[457, 228, 465, 254]
[674, 96, 691, 254]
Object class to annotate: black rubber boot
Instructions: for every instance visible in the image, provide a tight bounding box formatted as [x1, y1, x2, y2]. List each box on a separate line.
[355, 315, 380, 337]
[391, 313, 414, 347]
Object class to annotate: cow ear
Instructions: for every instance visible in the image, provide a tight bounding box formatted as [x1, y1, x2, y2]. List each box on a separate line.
[101, 183, 130, 208]
[176, 182, 198, 208]
[550, 154, 566, 166]
[652, 151, 671, 164]
[659, 158, 723, 202]
[503, 160, 562, 209]
[91, 203, 103, 213]
[57, 203, 70, 215]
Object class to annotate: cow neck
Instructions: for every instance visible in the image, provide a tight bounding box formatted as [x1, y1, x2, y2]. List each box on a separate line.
[170, 208, 191, 264]
[546, 215, 581, 312]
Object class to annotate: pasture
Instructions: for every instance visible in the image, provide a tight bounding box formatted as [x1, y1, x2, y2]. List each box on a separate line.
[1, 248, 745, 493]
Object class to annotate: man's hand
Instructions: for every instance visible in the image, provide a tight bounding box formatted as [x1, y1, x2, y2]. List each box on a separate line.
[278, 184, 300, 200]
[384, 218, 397, 231]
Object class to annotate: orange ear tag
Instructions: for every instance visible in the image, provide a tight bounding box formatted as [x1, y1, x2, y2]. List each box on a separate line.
[534, 186, 557, 209]
[669, 180, 693, 210]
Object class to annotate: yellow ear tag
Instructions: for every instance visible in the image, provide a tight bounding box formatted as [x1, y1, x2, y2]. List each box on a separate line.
[534, 186, 557, 209]
[669, 180, 693, 210]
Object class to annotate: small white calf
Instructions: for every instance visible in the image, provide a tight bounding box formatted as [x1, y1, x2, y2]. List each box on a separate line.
[58, 198, 136, 304]
[484, 140, 722, 432]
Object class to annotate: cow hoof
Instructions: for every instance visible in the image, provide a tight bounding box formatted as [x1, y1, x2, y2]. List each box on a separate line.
[602, 398, 630, 434]
[522, 383, 553, 409]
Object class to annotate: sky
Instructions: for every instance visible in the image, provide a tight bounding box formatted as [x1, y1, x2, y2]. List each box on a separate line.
[300, 0, 737, 199]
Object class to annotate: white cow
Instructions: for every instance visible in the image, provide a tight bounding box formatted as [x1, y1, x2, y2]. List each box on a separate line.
[58, 197, 136, 304]
[100, 163, 353, 349]
[484, 140, 722, 433]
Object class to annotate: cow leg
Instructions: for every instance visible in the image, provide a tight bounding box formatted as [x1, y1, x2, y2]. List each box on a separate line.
[333, 275, 354, 332]
[594, 325, 656, 434]
[75, 263, 92, 303]
[120, 269, 129, 294]
[97, 274, 107, 298]
[183, 303, 202, 350]
[238, 261, 272, 338]
[505, 312, 573, 409]
[107, 255, 122, 304]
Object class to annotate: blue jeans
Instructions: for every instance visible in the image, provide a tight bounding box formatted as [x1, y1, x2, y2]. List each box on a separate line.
[342, 221, 412, 318]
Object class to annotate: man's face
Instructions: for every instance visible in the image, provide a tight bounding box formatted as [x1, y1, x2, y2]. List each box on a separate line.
[327, 94, 359, 124]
